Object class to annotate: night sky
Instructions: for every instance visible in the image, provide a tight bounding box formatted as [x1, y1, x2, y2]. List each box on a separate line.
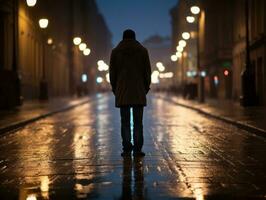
[96, 0, 178, 46]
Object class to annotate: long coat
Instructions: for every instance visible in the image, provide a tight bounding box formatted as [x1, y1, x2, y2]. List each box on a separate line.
[109, 39, 151, 107]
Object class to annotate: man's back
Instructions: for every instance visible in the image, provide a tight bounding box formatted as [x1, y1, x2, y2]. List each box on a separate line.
[110, 38, 151, 107]
[109, 29, 151, 157]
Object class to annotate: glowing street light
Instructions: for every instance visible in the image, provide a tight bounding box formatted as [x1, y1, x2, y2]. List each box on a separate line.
[176, 51, 182, 58]
[47, 38, 53, 45]
[96, 77, 103, 84]
[156, 62, 165, 72]
[73, 37, 82, 45]
[176, 46, 184, 52]
[191, 6, 200, 15]
[79, 43, 87, 51]
[106, 73, 110, 83]
[83, 48, 91, 56]
[39, 18, 49, 29]
[179, 40, 187, 47]
[151, 70, 160, 84]
[97, 60, 109, 71]
[26, 0, 37, 7]
[156, 62, 163, 68]
[171, 55, 178, 62]
[182, 32, 190, 40]
[186, 16, 195, 23]
[97, 60, 104, 66]
[159, 72, 174, 79]
[81, 74, 88, 83]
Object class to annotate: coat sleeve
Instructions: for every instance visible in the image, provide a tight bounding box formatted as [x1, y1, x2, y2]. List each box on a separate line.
[109, 50, 117, 94]
[144, 49, 151, 94]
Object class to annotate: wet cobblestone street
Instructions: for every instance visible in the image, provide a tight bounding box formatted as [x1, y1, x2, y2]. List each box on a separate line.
[0, 93, 266, 199]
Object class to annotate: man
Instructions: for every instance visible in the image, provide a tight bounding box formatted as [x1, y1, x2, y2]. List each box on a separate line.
[109, 29, 151, 157]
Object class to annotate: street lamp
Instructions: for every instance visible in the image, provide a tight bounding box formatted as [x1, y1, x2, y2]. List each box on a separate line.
[171, 55, 178, 62]
[96, 77, 103, 84]
[73, 37, 82, 45]
[39, 18, 49, 29]
[182, 32, 190, 40]
[176, 46, 184, 52]
[38, 18, 49, 100]
[186, 16, 195, 23]
[240, 0, 256, 106]
[156, 62, 165, 72]
[26, 0, 37, 7]
[47, 38, 53, 45]
[176, 51, 182, 58]
[191, 6, 200, 15]
[79, 43, 87, 51]
[83, 48, 91, 56]
[179, 40, 187, 47]
[189, 5, 204, 103]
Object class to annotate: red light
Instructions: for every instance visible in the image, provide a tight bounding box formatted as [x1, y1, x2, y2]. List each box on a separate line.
[214, 75, 218, 81]
[224, 70, 229, 76]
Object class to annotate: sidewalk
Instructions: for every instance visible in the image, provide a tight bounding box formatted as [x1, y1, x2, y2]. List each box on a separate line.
[157, 92, 266, 137]
[0, 96, 92, 134]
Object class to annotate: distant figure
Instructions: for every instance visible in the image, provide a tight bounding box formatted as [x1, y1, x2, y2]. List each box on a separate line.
[109, 29, 151, 157]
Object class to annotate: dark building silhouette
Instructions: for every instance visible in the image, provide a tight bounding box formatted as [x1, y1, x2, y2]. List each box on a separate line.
[233, 0, 266, 105]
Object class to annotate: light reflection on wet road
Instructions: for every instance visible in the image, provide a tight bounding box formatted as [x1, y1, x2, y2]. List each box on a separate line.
[0, 93, 266, 199]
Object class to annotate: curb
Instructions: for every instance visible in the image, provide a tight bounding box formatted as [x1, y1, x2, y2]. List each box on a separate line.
[158, 95, 266, 138]
[0, 98, 91, 135]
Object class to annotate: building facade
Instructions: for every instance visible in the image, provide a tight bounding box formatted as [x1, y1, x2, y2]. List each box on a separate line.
[233, 0, 266, 105]
[170, 0, 198, 90]
[171, 0, 266, 105]
[197, 0, 234, 99]
[0, 0, 112, 108]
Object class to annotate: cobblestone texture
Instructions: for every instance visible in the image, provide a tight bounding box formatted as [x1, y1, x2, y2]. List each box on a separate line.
[0, 93, 265, 199]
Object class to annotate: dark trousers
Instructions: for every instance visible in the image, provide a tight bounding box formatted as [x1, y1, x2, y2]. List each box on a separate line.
[120, 106, 144, 152]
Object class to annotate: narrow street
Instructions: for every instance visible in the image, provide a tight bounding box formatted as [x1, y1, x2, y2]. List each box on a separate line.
[0, 93, 265, 199]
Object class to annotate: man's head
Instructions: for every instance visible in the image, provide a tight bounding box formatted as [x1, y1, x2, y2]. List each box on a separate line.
[123, 29, 136, 40]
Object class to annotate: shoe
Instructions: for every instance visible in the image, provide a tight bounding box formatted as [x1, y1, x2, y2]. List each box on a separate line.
[133, 151, 145, 157]
[121, 151, 131, 157]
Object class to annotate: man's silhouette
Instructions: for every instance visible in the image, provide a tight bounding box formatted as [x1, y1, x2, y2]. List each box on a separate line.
[109, 29, 151, 157]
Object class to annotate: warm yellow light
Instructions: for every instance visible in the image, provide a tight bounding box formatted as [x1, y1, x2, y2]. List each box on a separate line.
[176, 52, 182, 58]
[47, 38, 53, 45]
[39, 18, 49, 29]
[182, 32, 190, 40]
[151, 70, 160, 84]
[83, 48, 91, 56]
[26, 0, 37, 7]
[97, 60, 104, 66]
[179, 40, 187, 47]
[159, 72, 174, 79]
[26, 194, 37, 200]
[106, 73, 110, 83]
[171, 55, 178, 62]
[191, 6, 200, 15]
[97, 60, 109, 71]
[73, 37, 81, 45]
[156, 62, 163, 68]
[186, 16, 195, 23]
[176, 46, 184, 52]
[79, 43, 87, 51]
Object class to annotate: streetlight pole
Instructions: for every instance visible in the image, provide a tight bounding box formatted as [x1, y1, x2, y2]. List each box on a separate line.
[189, 6, 204, 103]
[196, 13, 205, 103]
[12, 0, 22, 106]
[39, 19, 49, 100]
[240, 0, 256, 106]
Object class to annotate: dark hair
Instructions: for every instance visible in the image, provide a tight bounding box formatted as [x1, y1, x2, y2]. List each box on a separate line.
[123, 29, 136, 40]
